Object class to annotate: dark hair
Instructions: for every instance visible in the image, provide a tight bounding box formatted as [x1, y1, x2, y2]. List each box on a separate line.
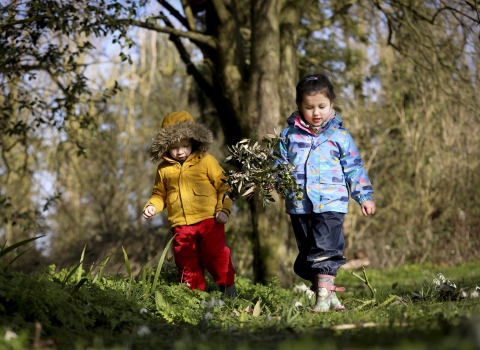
[296, 73, 336, 103]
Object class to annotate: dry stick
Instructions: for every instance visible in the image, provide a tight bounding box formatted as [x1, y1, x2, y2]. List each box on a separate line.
[331, 322, 412, 331]
[350, 266, 376, 310]
[330, 267, 412, 332]
[354, 299, 376, 311]
[350, 266, 405, 311]
[377, 295, 397, 308]
[351, 265, 376, 303]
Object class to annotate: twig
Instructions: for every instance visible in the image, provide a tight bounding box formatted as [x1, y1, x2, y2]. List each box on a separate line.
[394, 295, 409, 307]
[331, 322, 412, 331]
[377, 295, 397, 308]
[351, 265, 376, 299]
[349, 266, 406, 311]
[353, 299, 376, 311]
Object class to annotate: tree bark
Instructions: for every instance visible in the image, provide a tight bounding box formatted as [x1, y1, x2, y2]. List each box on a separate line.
[245, 0, 312, 284]
[245, 0, 282, 283]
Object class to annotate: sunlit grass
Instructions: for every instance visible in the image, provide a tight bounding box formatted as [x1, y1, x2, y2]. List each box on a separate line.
[0, 241, 479, 349]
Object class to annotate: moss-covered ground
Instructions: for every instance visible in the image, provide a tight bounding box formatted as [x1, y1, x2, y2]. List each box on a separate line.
[1, 258, 479, 349]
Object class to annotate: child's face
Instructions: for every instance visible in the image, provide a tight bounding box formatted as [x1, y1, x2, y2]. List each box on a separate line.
[168, 138, 192, 161]
[297, 93, 333, 127]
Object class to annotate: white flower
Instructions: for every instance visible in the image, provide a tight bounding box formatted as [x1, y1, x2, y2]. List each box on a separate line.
[215, 299, 225, 307]
[294, 283, 315, 299]
[4, 330, 18, 341]
[470, 290, 479, 298]
[460, 291, 468, 298]
[293, 283, 309, 293]
[137, 325, 151, 336]
[306, 289, 315, 299]
[139, 308, 148, 314]
[208, 297, 216, 308]
[203, 312, 213, 321]
[266, 314, 272, 322]
[200, 300, 208, 307]
[435, 273, 457, 292]
[437, 273, 447, 283]
[294, 301, 303, 308]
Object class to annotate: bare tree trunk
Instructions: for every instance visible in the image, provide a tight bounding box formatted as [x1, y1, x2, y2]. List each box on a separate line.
[245, 0, 312, 284]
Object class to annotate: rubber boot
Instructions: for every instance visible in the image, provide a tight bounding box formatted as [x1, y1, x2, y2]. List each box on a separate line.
[312, 274, 346, 313]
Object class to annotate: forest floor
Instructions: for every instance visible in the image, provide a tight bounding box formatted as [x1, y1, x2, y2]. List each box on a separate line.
[1, 250, 479, 350]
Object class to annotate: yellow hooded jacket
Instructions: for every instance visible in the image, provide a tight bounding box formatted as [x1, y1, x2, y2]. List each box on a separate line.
[144, 111, 233, 228]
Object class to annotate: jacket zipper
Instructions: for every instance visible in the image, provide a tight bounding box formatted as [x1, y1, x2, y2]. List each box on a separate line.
[177, 162, 188, 225]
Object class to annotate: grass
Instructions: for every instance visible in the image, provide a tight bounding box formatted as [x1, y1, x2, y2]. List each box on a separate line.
[0, 249, 479, 350]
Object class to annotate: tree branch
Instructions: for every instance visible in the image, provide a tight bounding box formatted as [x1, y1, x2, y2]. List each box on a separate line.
[375, 0, 480, 27]
[210, 0, 231, 24]
[46, 69, 69, 96]
[157, 0, 191, 29]
[160, 14, 214, 96]
[0, 15, 49, 29]
[298, 2, 356, 33]
[181, 0, 198, 31]
[464, 0, 480, 22]
[9, 63, 89, 74]
[430, 6, 480, 24]
[123, 19, 217, 48]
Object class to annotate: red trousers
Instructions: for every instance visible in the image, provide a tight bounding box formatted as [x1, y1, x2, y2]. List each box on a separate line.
[172, 218, 235, 291]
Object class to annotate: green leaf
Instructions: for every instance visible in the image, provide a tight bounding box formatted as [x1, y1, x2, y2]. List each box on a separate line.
[155, 291, 170, 312]
[62, 263, 82, 286]
[78, 244, 86, 282]
[253, 299, 262, 317]
[4, 245, 35, 271]
[150, 234, 176, 293]
[242, 187, 255, 197]
[122, 246, 132, 280]
[93, 254, 112, 284]
[0, 235, 45, 259]
[71, 278, 88, 296]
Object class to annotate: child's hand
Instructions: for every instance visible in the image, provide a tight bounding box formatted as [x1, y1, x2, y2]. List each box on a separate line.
[143, 205, 156, 219]
[361, 200, 376, 216]
[215, 211, 229, 224]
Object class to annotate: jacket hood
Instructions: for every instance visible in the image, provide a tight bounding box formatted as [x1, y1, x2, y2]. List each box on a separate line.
[286, 110, 343, 128]
[148, 111, 213, 163]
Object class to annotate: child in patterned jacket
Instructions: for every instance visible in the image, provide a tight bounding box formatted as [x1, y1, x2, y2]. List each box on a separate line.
[277, 73, 376, 312]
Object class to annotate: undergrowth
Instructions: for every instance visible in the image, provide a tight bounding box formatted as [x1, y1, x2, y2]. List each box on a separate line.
[0, 251, 479, 349]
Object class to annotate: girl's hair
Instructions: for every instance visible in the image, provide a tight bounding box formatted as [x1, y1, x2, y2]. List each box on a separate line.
[296, 73, 336, 103]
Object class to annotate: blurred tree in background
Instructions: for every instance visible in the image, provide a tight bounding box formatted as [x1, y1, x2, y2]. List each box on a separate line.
[1, 0, 479, 283]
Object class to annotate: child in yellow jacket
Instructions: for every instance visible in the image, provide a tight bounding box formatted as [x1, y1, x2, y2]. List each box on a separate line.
[143, 111, 236, 296]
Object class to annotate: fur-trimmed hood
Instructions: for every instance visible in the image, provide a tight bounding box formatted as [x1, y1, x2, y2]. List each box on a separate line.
[148, 111, 213, 163]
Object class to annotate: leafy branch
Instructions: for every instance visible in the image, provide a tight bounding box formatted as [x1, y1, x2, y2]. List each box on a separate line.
[223, 134, 302, 208]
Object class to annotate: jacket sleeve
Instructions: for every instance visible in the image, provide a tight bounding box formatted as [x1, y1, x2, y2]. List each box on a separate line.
[207, 155, 233, 216]
[143, 165, 167, 213]
[339, 131, 374, 204]
[273, 129, 290, 167]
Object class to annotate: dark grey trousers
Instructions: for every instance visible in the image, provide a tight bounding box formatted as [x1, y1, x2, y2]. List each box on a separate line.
[290, 211, 346, 281]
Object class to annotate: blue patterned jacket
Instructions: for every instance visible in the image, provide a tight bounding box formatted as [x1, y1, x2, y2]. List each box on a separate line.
[277, 111, 374, 214]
